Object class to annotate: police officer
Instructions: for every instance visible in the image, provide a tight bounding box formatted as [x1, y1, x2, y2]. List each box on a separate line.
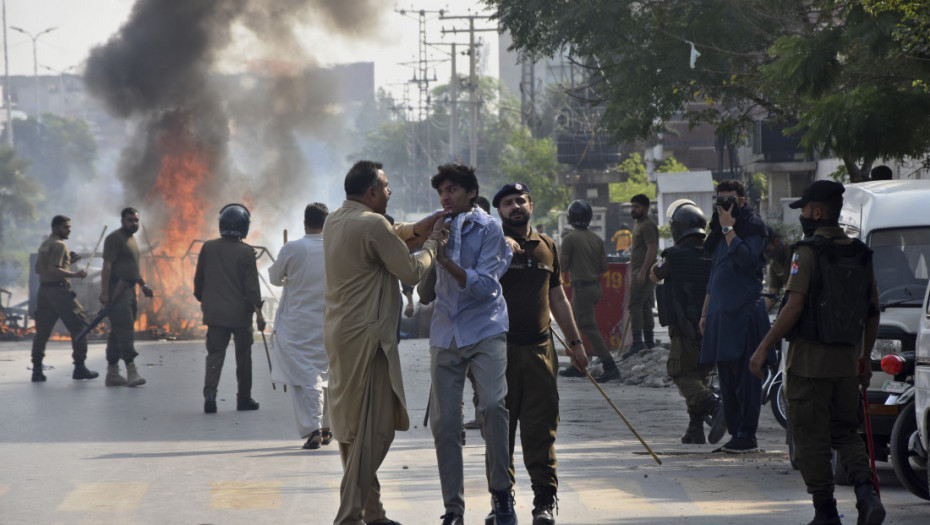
[30, 215, 98, 382]
[194, 203, 266, 413]
[100, 207, 154, 387]
[750, 180, 884, 525]
[624, 193, 659, 358]
[650, 201, 725, 445]
[494, 183, 588, 525]
[559, 200, 621, 382]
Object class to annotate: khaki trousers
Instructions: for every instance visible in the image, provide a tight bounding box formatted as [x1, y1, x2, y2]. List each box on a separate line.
[334, 350, 395, 525]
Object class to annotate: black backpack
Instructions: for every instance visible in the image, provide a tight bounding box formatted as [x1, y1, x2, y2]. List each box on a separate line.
[787, 235, 873, 346]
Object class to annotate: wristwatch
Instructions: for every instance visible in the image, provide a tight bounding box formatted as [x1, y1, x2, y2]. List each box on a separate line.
[569, 338, 584, 347]
[721, 226, 733, 234]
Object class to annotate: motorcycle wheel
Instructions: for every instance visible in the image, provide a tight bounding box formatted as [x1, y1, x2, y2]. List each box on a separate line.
[770, 381, 789, 430]
[889, 401, 930, 500]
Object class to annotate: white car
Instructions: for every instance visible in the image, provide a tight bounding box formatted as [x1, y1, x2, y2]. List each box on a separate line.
[916, 275, 930, 497]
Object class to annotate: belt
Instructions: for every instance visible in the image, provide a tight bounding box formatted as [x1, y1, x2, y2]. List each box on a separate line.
[40, 281, 68, 288]
[506, 331, 550, 345]
[572, 279, 600, 287]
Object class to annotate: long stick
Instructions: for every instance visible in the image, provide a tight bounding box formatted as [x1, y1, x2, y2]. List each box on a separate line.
[84, 225, 107, 272]
[255, 305, 276, 391]
[860, 363, 880, 493]
[553, 328, 662, 465]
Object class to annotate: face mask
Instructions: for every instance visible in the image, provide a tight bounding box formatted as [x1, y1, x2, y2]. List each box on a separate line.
[799, 217, 835, 237]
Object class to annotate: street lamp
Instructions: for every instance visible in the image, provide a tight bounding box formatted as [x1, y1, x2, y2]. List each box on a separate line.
[10, 25, 56, 125]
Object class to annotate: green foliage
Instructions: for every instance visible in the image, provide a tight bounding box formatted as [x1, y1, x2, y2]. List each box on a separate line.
[486, 0, 930, 181]
[607, 152, 688, 203]
[0, 146, 40, 285]
[497, 128, 571, 223]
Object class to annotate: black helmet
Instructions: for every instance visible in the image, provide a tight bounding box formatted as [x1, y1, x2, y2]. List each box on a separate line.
[669, 201, 706, 244]
[567, 200, 593, 228]
[219, 203, 251, 238]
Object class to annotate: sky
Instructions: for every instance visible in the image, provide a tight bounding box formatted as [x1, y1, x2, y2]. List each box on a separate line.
[3, 0, 500, 103]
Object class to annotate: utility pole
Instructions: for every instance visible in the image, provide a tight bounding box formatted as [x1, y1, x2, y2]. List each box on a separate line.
[2, 0, 12, 146]
[423, 40, 468, 162]
[440, 14, 495, 169]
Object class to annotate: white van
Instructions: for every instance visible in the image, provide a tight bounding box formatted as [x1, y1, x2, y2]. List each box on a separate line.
[839, 180, 930, 351]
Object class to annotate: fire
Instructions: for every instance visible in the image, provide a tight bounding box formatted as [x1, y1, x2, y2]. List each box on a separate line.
[137, 111, 216, 339]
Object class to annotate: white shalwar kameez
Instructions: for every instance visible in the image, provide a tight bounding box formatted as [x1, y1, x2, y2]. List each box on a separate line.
[268, 233, 330, 438]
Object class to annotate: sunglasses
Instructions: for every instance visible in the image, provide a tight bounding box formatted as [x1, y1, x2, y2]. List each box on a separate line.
[715, 195, 738, 210]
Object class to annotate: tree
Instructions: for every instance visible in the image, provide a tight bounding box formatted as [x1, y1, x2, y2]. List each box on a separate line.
[0, 147, 40, 285]
[485, 0, 930, 181]
[497, 128, 571, 223]
[608, 153, 689, 203]
[6, 114, 98, 217]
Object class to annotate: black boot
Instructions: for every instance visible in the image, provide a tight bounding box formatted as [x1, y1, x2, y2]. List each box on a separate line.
[854, 481, 885, 525]
[808, 493, 841, 525]
[596, 357, 621, 383]
[644, 330, 657, 348]
[681, 413, 706, 444]
[204, 393, 217, 414]
[532, 486, 557, 525]
[31, 361, 46, 382]
[72, 361, 99, 380]
[621, 332, 645, 360]
[237, 396, 260, 411]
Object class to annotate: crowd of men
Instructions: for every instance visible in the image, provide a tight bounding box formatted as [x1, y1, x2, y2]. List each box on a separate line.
[28, 161, 887, 525]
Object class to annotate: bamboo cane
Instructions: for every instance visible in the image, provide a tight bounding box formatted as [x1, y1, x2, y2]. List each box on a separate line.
[553, 328, 662, 465]
[84, 225, 107, 272]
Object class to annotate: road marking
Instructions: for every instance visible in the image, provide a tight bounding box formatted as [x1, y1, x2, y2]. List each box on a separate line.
[210, 481, 282, 509]
[58, 482, 148, 511]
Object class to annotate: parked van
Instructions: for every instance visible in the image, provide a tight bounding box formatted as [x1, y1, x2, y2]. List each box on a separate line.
[839, 180, 930, 352]
[838, 180, 930, 497]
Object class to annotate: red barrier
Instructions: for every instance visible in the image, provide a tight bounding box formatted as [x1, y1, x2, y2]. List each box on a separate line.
[563, 262, 631, 352]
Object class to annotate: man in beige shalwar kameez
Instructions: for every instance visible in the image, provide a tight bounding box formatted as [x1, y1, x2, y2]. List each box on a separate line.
[324, 160, 444, 525]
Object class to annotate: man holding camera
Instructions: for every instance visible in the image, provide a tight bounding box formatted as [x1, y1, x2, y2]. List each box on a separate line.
[699, 180, 774, 453]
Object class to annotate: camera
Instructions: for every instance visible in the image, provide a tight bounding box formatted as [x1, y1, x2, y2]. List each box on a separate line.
[715, 195, 737, 211]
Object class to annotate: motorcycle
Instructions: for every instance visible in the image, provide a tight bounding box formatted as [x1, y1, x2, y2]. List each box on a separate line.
[880, 351, 928, 500]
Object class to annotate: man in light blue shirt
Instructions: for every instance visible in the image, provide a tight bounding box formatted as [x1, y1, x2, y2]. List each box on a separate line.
[427, 163, 515, 525]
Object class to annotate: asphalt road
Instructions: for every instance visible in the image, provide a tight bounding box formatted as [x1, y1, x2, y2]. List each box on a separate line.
[0, 337, 927, 524]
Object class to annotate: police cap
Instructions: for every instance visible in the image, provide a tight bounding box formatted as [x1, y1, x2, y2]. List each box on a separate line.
[492, 182, 531, 208]
[788, 180, 845, 209]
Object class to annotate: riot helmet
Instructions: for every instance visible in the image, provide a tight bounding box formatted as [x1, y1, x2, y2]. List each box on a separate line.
[567, 200, 593, 228]
[669, 201, 706, 244]
[219, 203, 251, 239]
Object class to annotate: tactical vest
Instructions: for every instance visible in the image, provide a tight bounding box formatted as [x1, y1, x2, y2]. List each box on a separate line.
[787, 235, 873, 347]
[656, 244, 712, 340]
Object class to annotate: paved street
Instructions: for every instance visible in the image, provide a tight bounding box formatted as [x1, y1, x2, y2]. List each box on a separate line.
[0, 337, 926, 524]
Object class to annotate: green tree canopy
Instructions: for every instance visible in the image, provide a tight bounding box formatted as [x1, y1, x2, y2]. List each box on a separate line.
[0, 147, 39, 269]
[497, 128, 571, 223]
[486, 0, 930, 181]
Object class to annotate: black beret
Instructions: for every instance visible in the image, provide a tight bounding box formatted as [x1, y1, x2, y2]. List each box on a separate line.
[492, 182, 531, 208]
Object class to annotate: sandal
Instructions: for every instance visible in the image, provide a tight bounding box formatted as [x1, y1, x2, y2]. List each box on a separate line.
[321, 430, 333, 446]
[302, 430, 323, 450]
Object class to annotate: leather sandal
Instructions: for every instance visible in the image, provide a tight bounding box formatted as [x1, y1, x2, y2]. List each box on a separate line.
[303, 430, 323, 450]
[321, 430, 334, 446]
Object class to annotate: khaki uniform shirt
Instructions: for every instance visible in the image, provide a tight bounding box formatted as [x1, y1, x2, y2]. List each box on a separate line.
[500, 225, 562, 335]
[561, 228, 607, 283]
[35, 234, 70, 284]
[102, 228, 142, 283]
[785, 226, 879, 378]
[631, 216, 659, 274]
[323, 200, 437, 442]
[193, 237, 262, 328]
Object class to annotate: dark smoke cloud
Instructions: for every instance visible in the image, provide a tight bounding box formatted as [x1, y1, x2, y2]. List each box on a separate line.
[83, 0, 386, 249]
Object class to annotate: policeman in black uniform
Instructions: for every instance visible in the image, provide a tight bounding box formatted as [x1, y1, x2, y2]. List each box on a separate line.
[650, 201, 724, 445]
[750, 180, 884, 525]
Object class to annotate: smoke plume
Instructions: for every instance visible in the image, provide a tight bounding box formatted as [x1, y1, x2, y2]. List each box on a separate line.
[84, 0, 386, 253]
